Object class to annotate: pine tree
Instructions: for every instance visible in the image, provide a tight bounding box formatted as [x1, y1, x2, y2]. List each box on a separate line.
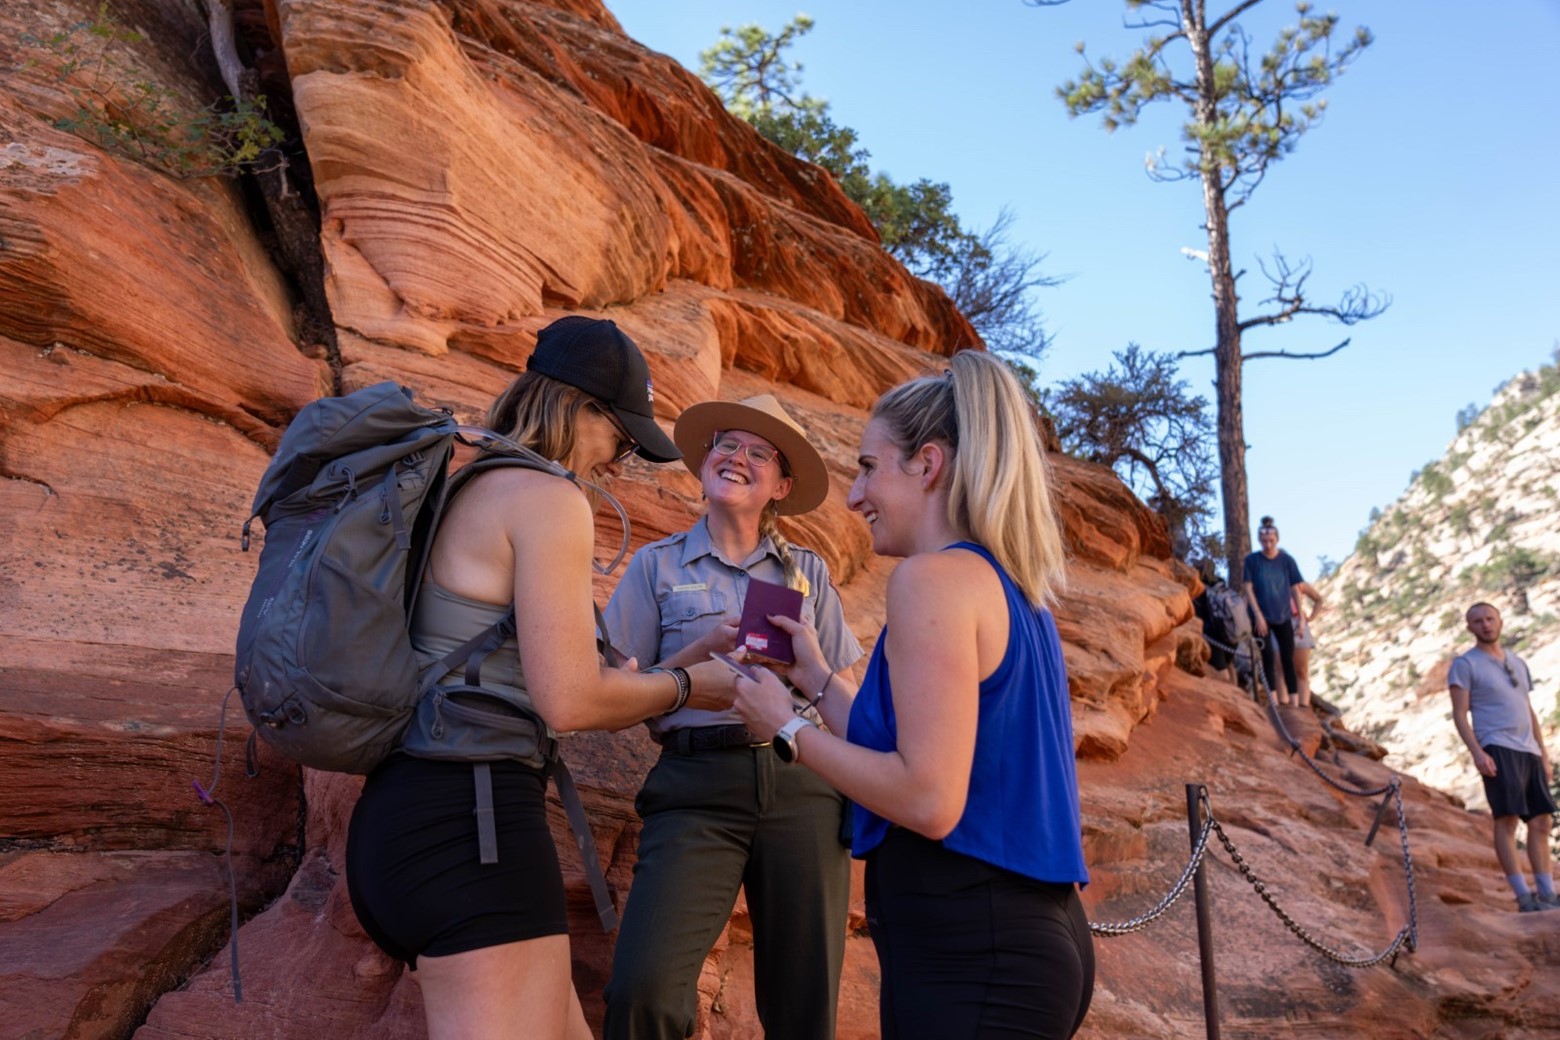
[701, 17, 1055, 359]
[1048, 0, 1389, 580]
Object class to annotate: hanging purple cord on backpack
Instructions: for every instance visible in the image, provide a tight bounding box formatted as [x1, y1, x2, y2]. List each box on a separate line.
[192, 689, 244, 1001]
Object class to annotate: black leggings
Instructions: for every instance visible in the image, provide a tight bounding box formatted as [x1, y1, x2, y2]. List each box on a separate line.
[1259, 618, 1298, 696]
[865, 828, 1095, 1039]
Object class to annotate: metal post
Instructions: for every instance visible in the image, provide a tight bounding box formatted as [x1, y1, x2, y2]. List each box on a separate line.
[1187, 783, 1221, 1039]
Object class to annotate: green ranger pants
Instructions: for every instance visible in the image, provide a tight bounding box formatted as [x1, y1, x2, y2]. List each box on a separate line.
[603, 743, 851, 1040]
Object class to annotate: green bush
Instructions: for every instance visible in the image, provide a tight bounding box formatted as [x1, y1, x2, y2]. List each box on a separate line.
[22, 4, 283, 178]
[1418, 461, 1454, 500]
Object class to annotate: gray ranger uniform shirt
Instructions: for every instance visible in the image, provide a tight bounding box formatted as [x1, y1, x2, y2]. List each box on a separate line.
[604, 516, 864, 738]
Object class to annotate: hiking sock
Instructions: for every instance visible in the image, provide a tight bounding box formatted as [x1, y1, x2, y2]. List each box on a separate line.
[1536, 874, 1555, 899]
[1509, 874, 1532, 898]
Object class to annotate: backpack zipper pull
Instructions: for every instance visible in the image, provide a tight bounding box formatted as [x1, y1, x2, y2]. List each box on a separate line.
[429, 689, 446, 740]
[335, 467, 357, 513]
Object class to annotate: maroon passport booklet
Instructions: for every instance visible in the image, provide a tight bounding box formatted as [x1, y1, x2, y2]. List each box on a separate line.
[737, 577, 804, 665]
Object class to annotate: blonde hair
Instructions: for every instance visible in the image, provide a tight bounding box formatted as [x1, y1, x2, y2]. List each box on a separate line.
[485, 371, 595, 463]
[758, 502, 810, 595]
[872, 350, 1065, 605]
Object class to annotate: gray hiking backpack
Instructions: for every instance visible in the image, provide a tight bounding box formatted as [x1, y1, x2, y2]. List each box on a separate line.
[220, 383, 620, 990]
[1205, 582, 1253, 646]
[234, 381, 468, 773]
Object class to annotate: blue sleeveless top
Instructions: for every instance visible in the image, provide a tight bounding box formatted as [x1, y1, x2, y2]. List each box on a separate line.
[847, 543, 1088, 885]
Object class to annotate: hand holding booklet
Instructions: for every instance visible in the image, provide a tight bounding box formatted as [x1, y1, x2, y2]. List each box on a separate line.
[737, 577, 804, 666]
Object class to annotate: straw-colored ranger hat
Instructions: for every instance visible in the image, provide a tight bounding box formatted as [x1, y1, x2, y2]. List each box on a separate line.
[673, 394, 829, 516]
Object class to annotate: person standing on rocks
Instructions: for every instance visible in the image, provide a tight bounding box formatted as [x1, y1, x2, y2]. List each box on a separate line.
[1289, 586, 1319, 706]
[344, 317, 736, 1040]
[734, 351, 1094, 1039]
[1241, 516, 1324, 705]
[1191, 558, 1239, 684]
[601, 394, 863, 1040]
[1449, 601, 1559, 913]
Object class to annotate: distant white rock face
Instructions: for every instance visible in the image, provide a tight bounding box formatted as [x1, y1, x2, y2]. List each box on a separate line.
[1314, 365, 1560, 812]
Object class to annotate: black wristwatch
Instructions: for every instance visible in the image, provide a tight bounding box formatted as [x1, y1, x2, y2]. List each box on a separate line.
[772, 717, 814, 764]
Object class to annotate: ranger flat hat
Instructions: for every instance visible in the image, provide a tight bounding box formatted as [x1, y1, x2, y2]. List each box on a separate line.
[673, 394, 829, 515]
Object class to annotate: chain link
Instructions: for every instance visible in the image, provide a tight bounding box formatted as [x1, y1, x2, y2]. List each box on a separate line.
[1207, 805, 1415, 967]
[1204, 629, 1418, 950]
[1084, 630, 1422, 963]
[1088, 814, 1216, 936]
[1204, 630, 1393, 797]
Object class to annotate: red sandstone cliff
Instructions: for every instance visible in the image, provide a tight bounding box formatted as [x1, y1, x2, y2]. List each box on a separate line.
[2, 2, 1557, 1038]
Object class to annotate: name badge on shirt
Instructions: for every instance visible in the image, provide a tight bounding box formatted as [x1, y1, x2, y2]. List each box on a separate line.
[672, 582, 707, 593]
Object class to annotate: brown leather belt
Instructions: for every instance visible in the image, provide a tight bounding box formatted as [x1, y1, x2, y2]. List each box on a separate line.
[657, 724, 770, 754]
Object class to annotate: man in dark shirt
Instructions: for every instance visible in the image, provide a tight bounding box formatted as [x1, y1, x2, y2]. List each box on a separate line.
[1242, 516, 1323, 704]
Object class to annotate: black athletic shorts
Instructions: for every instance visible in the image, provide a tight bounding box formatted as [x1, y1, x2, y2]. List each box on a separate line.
[1481, 744, 1558, 821]
[346, 755, 568, 966]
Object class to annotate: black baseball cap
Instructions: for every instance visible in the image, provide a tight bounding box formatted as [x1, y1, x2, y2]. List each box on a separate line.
[526, 316, 681, 463]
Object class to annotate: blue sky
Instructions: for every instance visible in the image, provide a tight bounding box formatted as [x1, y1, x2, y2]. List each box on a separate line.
[606, 0, 1560, 576]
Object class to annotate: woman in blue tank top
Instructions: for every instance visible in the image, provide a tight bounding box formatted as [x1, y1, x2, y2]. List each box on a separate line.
[733, 349, 1094, 1039]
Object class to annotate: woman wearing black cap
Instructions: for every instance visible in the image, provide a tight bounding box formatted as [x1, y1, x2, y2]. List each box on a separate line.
[601, 394, 863, 1040]
[346, 317, 736, 1040]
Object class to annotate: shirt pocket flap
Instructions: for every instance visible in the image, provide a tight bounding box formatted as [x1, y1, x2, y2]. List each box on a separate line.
[662, 588, 728, 625]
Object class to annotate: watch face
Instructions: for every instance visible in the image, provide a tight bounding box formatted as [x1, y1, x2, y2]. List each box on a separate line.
[773, 732, 797, 763]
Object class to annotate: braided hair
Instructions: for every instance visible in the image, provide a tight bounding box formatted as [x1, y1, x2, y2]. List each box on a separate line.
[758, 501, 810, 596]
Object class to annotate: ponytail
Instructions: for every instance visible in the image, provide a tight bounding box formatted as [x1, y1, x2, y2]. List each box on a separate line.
[873, 350, 1065, 605]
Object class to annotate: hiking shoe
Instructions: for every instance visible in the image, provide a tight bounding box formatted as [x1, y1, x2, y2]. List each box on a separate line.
[1517, 893, 1551, 912]
[1537, 892, 1560, 911]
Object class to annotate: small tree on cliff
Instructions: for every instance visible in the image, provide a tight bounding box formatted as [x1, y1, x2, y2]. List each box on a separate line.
[1045, 344, 1220, 560]
[1044, 0, 1389, 581]
[700, 17, 1056, 358]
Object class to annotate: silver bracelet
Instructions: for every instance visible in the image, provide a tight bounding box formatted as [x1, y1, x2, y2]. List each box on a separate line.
[660, 666, 691, 715]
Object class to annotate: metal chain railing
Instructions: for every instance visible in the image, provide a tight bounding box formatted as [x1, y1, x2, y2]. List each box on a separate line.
[1089, 812, 1216, 936]
[1085, 631, 1422, 964]
[1202, 628, 1420, 954]
[1223, 632, 1398, 797]
[1207, 801, 1416, 966]
[1090, 788, 1418, 963]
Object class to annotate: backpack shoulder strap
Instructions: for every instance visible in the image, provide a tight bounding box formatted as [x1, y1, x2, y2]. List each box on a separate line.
[415, 442, 624, 933]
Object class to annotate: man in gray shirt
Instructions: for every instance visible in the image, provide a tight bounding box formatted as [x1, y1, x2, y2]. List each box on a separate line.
[1448, 601, 1557, 912]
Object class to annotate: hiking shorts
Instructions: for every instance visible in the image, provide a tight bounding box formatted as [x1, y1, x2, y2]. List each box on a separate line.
[1481, 744, 1558, 822]
[346, 755, 567, 966]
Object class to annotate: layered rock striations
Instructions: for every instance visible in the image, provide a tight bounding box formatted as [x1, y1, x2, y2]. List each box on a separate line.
[1, 1, 1557, 1037]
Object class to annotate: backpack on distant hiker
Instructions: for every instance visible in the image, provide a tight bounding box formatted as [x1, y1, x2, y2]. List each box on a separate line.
[216, 383, 620, 994]
[1204, 581, 1254, 647]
